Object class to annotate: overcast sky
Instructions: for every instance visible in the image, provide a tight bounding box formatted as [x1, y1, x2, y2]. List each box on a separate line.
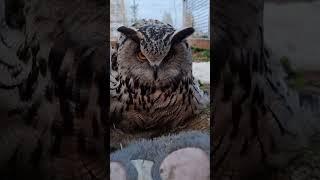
[124, 0, 183, 28]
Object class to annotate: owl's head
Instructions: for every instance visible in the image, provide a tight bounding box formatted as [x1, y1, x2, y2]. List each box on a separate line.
[116, 19, 194, 87]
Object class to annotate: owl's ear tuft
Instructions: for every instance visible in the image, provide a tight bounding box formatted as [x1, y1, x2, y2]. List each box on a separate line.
[117, 26, 142, 43]
[171, 27, 194, 45]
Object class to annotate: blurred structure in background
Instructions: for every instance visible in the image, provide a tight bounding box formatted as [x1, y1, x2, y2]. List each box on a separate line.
[110, 0, 127, 41]
[110, 0, 210, 50]
[183, 0, 209, 38]
[183, 0, 210, 49]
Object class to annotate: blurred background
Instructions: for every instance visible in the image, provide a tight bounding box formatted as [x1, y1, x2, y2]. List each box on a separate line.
[264, 0, 320, 101]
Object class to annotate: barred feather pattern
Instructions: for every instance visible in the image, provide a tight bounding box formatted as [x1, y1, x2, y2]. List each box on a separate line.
[110, 19, 209, 132]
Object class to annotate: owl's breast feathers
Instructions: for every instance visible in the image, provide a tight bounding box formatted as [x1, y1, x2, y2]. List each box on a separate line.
[110, 71, 209, 131]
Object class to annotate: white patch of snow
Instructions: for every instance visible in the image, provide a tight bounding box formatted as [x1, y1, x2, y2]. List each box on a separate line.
[192, 62, 210, 84]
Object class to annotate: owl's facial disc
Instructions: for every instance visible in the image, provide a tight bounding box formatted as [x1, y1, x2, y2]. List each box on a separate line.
[117, 24, 194, 82]
[139, 28, 194, 68]
[118, 25, 194, 66]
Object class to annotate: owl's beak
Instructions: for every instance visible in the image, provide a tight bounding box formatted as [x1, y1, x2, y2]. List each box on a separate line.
[147, 58, 160, 80]
[152, 65, 158, 80]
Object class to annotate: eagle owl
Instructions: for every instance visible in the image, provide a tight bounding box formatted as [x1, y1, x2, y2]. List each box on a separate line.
[110, 19, 209, 132]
